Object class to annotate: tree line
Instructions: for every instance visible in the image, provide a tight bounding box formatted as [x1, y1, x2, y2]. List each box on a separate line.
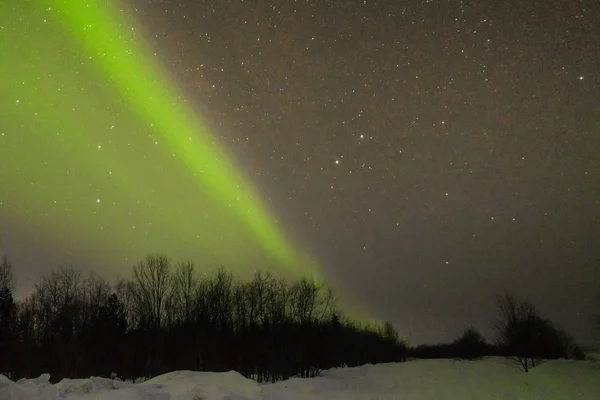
[0, 254, 591, 381]
[415, 293, 586, 371]
[0, 254, 406, 382]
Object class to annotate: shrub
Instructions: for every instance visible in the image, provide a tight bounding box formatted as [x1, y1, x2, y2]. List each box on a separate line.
[452, 327, 488, 360]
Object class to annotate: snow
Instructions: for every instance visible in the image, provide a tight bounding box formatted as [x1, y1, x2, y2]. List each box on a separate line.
[0, 373, 61, 400]
[1, 357, 599, 400]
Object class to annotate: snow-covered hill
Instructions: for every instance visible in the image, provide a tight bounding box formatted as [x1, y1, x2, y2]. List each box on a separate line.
[2, 357, 599, 399]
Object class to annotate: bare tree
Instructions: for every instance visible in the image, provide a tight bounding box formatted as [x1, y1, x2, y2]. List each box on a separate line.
[0, 256, 14, 291]
[246, 271, 269, 324]
[81, 273, 111, 320]
[288, 278, 335, 324]
[208, 267, 234, 330]
[290, 278, 319, 325]
[169, 261, 198, 323]
[232, 281, 248, 329]
[26, 266, 85, 377]
[132, 254, 172, 328]
[595, 293, 600, 337]
[317, 284, 336, 322]
[33, 266, 83, 330]
[264, 277, 289, 324]
[0, 255, 17, 365]
[115, 279, 137, 327]
[494, 292, 573, 372]
[494, 292, 537, 371]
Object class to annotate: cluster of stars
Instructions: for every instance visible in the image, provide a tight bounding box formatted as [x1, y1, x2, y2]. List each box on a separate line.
[1, 0, 599, 344]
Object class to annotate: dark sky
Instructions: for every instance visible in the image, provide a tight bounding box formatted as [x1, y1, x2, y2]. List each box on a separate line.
[2, 0, 599, 345]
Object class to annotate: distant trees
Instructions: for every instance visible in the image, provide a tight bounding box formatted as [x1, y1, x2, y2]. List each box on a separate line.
[406, 292, 586, 368]
[494, 292, 578, 372]
[596, 293, 600, 338]
[410, 327, 494, 360]
[0, 254, 408, 382]
[1, 252, 588, 380]
[452, 327, 489, 360]
[0, 256, 17, 378]
[0, 256, 14, 291]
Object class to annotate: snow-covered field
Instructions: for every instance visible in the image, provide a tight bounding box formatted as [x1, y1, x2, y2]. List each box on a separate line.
[2, 357, 599, 400]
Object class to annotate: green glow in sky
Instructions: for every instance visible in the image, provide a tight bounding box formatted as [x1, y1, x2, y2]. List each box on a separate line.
[0, 1, 320, 280]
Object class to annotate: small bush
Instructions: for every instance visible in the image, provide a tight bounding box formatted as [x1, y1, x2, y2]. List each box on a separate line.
[452, 327, 488, 360]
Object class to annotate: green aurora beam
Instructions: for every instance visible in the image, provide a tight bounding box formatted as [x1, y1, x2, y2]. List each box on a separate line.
[0, 1, 321, 280]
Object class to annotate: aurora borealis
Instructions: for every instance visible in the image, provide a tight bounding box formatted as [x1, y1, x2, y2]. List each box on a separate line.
[1, 1, 318, 283]
[2, 0, 600, 344]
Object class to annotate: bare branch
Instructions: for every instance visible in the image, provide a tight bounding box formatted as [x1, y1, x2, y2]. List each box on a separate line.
[0, 255, 14, 291]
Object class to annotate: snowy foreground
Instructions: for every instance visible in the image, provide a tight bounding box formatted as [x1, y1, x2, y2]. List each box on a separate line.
[2, 358, 600, 400]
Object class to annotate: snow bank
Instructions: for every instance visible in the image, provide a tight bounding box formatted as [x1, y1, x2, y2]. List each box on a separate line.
[143, 370, 263, 400]
[3, 370, 263, 400]
[0, 373, 61, 400]
[55, 376, 128, 397]
[2, 357, 599, 400]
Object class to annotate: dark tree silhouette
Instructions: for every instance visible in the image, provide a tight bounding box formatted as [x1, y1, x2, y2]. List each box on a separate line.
[2, 258, 587, 382]
[0, 256, 14, 291]
[0, 255, 16, 375]
[0, 284, 18, 378]
[494, 292, 575, 372]
[0, 253, 505, 382]
[596, 293, 600, 338]
[452, 327, 488, 360]
[132, 254, 171, 329]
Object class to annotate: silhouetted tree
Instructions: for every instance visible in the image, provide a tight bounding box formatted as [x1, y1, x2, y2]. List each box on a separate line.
[0, 256, 14, 291]
[382, 322, 400, 343]
[2, 255, 412, 382]
[132, 254, 172, 329]
[115, 279, 137, 327]
[0, 285, 18, 377]
[452, 327, 488, 360]
[168, 261, 198, 324]
[0, 261, 17, 377]
[29, 266, 85, 379]
[494, 292, 574, 372]
[0, 256, 17, 363]
[85, 293, 128, 376]
[596, 293, 600, 338]
[15, 297, 39, 377]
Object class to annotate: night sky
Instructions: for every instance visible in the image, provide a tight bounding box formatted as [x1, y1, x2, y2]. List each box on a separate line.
[2, 0, 599, 345]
